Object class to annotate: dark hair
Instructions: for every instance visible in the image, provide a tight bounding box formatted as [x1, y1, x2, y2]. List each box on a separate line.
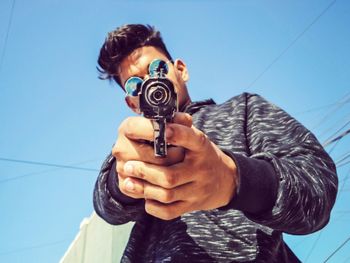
[97, 24, 173, 87]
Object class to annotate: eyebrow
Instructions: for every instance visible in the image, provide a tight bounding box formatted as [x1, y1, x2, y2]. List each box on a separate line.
[122, 62, 150, 87]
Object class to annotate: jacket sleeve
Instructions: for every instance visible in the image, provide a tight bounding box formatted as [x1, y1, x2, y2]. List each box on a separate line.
[93, 153, 145, 225]
[223, 93, 338, 235]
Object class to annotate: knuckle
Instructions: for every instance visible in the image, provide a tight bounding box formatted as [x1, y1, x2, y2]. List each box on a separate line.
[197, 130, 207, 143]
[112, 144, 123, 159]
[161, 189, 175, 203]
[118, 179, 127, 194]
[118, 118, 129, 133]
[137, 165, 146, 179]
[143, 187, 151, 199]
[124, 124, 134, 138]
[118, 117, 135, 136]
[161, 207, 176, 221]
[144, 202, 176, 220]
[116, 162, 124, 175]
[145, 201, 154, 215]
[164, 172, 177, 188]
[185, 113, 193, 127]
[197, 131, 208, 148]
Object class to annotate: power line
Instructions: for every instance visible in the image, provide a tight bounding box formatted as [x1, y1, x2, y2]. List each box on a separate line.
[335, 210, 350, 214]
[247, 0, 337, 88]
[327, 136, 341, 155]
[337, 168, 350, 198]
[324, 236, 350, 262]
[0, 158, 99, 184]
[336, 152, 350, 166]
[0, 238, 69, 256]
[294, 100, 350, 115]
[312, 92, 350, 131]
[0, 0, 16, 75]
[337, 159, 350, 169]
[322, 119, 350, 146]
[0, 157, 99, 172]
[304, 231, 323, 262]
[318, 114, 350, 141]
[339, 177, 350, 186]
[323, 128, 350, 147]
[323, 118, 350, 154]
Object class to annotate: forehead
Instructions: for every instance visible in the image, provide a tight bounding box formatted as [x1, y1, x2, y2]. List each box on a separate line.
[118, 46, 169, 86]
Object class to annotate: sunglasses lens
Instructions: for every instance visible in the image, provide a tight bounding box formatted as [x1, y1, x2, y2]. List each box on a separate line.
[125, 77, 143, 96]
[149, 59, 169, 77]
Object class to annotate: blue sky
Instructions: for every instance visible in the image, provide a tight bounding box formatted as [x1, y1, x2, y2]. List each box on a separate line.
[0, 0, 349, 262]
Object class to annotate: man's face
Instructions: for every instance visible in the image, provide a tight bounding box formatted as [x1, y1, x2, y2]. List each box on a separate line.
[118, 46, 191, 112]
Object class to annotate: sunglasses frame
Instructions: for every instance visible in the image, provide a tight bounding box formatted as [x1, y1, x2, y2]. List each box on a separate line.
[124, 59, 173, 97]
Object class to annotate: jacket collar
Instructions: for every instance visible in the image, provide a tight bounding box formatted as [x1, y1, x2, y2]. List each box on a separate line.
[182, 99, 216, 115]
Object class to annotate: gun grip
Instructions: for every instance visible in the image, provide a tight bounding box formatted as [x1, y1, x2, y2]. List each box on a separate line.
[152, 118, 167, 157]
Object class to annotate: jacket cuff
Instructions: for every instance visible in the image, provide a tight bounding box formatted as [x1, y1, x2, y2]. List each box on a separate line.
[220, 152, 279, 214]
[107, 160, 141, 205]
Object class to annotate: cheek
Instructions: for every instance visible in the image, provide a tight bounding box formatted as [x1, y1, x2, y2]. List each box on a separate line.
[169, 72, 184, 91]
[167, 72, 186, 107]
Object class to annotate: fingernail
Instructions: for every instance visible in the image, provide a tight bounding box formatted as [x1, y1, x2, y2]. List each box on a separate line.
[166, 126, 173, 139]
[124, 178, 135, 192]
[124, 162, 134, 175]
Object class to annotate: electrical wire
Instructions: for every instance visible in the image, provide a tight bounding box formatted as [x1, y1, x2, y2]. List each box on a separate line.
[323, 236, 350, 262]
[337, 168, 350, 198]
[0, 158, 99, 184]
[323, 128, 350, 147]
[335, 210, 350, 214]
[0, 0, 16, 75]
[294, 100, 350, 115]
[336, 152, 350, 166]
[0, 157, 99, 172]
[304, 231, 323, 262]
[337, 159, 350, 169]
[312, 92, 350, 131]
[247, 0, 337, 89]
[318, 114, 350, 141]
[321, 118, 350, 145]
[0, 238, 70, 256]
[327, 136, 341, 155]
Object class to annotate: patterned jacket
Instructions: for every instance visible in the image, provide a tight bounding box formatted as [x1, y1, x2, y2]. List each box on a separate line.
[93, 93, 338, 262]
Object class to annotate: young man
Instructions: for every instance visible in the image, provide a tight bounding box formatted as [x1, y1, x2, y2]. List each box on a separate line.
[93, 24, 338, 262]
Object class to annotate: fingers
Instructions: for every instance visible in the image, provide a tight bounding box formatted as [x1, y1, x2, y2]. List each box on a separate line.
[115, 114, 191, 166]
[119, 113, 192, 142]
[119, 116, 154, 141]
[123, 160, 192, 188]
[166, 123, 209, 153]
[143, 181, 196, 204]
[118, 176, 145, 199]
[145, 199, 191, 221]
[172, 112, 192, 127]
[118, 172, 195, 205]
[114, 141, 185, 166]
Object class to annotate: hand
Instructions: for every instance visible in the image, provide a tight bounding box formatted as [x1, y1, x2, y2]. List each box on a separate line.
[113, 113, 192, 200]
[121, 113, 238, 220]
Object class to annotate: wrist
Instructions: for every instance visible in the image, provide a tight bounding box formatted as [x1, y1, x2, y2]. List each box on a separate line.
[221, 150, 238, 206]
[219, 152, 279, 214]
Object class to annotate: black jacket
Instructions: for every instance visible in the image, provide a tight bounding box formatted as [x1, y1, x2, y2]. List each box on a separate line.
[94, 93, 338, 262]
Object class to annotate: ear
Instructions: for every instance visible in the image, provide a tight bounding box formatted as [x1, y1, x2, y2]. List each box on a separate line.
[174, 59, 189, 82]
[125, 96, 140, 114]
